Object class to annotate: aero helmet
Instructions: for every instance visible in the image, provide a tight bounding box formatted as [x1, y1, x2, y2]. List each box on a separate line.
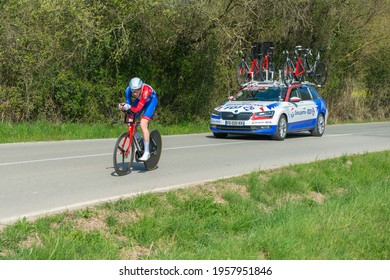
[129, 77, 143, 90]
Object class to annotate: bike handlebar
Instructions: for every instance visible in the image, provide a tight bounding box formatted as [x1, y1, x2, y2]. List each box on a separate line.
[294, 46, 312, 56]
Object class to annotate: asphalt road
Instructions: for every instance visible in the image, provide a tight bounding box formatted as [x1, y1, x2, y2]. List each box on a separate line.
[1, 122, 389, 226]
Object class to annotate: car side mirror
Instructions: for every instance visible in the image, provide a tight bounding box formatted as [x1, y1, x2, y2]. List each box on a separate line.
[290, 97, 301, 102]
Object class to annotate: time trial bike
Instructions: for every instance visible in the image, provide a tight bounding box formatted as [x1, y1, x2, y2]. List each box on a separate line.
[235, 50, 261, 87]
[259, 46, 276, 81]
[282, 46, 327, 86]
[113, 112, 162, 176]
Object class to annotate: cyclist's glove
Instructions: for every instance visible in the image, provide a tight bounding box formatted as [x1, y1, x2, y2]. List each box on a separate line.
[123, 104, 131, 111]
[118, 103, 131, 112]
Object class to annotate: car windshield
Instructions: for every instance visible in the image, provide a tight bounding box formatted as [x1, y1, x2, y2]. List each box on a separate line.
[233, 86, 287, 102]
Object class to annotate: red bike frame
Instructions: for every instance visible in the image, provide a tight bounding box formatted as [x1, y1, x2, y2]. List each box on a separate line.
[294, 56, 305, 77]
[261, 55, 269, 70]
[120, 115, 136, 157]
[249, 58, 260, 78]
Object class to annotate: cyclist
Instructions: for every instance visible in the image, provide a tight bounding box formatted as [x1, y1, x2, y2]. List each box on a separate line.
[118, 77, 158, 161]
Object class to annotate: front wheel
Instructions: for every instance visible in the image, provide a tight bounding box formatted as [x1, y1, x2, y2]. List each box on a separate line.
[310, 113, 326, 136]
[272, 115, 287, 140]
[144, 129, 162, 171]
[313, 62, 327, 86]
[113, 131, 134, 176]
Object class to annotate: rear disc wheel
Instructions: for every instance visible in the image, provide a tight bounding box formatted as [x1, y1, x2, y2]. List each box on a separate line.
[144, 129, 162, 171]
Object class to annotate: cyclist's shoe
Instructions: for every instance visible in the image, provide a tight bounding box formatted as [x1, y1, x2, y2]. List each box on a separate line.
[139, 152, 150, 161]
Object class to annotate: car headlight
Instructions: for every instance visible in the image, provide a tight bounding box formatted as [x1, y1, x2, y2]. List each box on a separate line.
[211, 109, 220, 117]
[253, 111, 275, 118]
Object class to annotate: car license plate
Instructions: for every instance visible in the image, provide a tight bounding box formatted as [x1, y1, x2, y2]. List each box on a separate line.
[225, 120, 245, 126]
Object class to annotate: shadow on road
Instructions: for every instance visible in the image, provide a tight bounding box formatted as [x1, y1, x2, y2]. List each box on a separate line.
[110, 162, 158, 177]
[205, 132, 312, 141]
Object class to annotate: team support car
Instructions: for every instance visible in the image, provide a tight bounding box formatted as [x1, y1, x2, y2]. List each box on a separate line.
[210, 81, 327, 140]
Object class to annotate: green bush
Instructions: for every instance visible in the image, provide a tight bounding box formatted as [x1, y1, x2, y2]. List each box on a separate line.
[0, 0, 389, 124]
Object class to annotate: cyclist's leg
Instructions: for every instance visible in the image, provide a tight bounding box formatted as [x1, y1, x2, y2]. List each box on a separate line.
[140, 96, 158, 147]
[138, 97, 157, 161]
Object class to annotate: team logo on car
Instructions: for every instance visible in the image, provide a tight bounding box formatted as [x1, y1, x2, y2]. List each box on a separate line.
[267, 103, 280, 110]
[243, 106, 255, 111]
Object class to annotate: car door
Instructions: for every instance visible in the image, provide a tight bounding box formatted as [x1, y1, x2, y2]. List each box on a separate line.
[287, 87, 308, 131]
[298, 86, 317, 128]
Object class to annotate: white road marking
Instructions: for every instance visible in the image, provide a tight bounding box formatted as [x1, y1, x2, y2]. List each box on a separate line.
[0, 141, 249, 166]
[0, 133, 358, 167]
[323, 133, 353, 137]
[163, 141, 249, 150]
[0, 153, 112, 166]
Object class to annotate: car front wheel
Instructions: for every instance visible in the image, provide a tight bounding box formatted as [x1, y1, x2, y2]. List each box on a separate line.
[272, 115, 287, 140]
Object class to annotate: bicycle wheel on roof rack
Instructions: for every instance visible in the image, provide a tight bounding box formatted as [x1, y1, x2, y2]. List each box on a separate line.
[236, 60, 250, 87]
[296, 72, 306, 83]
[282, 60, 294, 86]
[313, 62, 327, 86]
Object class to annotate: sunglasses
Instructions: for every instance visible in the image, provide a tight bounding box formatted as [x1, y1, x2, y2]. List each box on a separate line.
[132, 89, 141, 95]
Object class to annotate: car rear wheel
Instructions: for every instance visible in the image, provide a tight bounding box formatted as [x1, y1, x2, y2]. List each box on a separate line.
[272, 115, 287, 140]
[213, 132, 228, 139]
[310, 113, 325, 136]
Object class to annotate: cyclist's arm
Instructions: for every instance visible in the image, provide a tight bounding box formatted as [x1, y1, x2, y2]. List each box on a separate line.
[117, 86, 133, 112]
[125, 86, 132, 104]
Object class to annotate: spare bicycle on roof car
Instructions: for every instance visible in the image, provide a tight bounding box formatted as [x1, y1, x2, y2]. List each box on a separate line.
[235, 42, 276, 87]
[235, 42, 327, 87]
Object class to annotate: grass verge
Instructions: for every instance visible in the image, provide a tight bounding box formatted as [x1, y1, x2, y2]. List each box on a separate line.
[0, 151, 389, 260]
[0, 120, 210, 144]
[2, 119, 389, 143]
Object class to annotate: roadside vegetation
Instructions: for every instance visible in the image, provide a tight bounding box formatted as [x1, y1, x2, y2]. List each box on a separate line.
[1, 151, 388, 260]
[1, 0, 389, 125]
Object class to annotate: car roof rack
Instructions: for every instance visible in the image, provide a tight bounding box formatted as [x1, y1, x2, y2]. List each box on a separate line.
[287, 81, 323, 88]
[301, 81, 316, 86]
[241, 80, 286, 88]
[301, 81, 323, 88]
